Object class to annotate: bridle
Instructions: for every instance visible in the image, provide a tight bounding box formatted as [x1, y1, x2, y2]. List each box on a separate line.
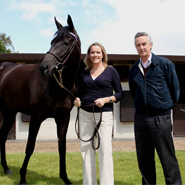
[47, 32, 80, 69]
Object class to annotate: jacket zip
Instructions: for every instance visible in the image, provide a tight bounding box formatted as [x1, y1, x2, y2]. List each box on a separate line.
[144, 75, 148, 116]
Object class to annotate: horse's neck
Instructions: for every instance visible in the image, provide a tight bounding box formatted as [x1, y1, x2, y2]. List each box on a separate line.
[62, 60, 80, 87]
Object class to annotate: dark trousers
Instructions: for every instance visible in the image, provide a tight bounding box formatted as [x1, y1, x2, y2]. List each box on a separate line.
[134, 113, 182, 185]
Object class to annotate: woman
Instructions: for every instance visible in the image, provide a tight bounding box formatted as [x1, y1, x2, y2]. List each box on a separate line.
[74, 42, 123, 185]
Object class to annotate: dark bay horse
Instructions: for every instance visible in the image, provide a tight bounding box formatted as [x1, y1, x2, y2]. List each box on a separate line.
[0, 15, 81, 185]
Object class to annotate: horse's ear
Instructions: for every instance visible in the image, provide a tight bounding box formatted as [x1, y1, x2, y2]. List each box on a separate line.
[54, 17, 63, 30]
[67, 15, 74, 32]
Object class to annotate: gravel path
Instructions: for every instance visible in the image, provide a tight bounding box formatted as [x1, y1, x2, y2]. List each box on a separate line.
[5, 138, 185, 153]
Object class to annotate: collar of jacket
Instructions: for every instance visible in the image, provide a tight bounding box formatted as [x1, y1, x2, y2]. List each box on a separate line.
[137, 53, 158, 75]
[137, 53, 159, 65]
[151, 53, 159, 66]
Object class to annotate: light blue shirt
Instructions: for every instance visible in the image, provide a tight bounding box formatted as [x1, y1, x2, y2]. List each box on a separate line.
[140, 53, 152, 68]
[138, 53, 152, 75]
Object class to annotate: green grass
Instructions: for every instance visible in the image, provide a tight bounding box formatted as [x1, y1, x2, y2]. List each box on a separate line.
[0, 151, 184, 185]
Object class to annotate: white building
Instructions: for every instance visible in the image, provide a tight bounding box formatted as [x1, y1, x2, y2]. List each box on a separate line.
[16, 82, 134, 140]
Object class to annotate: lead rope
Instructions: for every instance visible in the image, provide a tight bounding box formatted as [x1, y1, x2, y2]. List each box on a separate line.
[54, 70, 102, 150]
[53, 70, 76, 99]
[75, 104, 102, 150]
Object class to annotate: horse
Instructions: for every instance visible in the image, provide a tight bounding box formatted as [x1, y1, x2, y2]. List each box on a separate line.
[0, 15, 81, 185]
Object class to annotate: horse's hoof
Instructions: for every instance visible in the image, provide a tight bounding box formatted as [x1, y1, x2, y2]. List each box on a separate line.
[18, 182, 27, 185]
[65, 182, 73, 185]
[64, 180, 73, 185]
[4, 169, 13, 175]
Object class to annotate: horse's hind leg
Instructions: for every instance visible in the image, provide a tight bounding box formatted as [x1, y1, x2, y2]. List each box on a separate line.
[0, 110, 17, 175]
[19, 115, 42, 185]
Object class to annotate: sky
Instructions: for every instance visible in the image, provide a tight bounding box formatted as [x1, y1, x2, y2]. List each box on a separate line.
[1, 0, 185, 56]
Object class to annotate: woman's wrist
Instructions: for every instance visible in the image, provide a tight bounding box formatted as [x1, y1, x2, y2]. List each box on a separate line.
[104, 97, 113, 103]
[108, 96, 116, 103]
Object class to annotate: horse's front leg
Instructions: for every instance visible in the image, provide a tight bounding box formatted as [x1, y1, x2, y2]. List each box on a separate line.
[56, 112, 73, 185]
[19, 116, 42, 185]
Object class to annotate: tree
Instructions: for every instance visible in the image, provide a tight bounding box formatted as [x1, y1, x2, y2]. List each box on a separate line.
[0, 33, 15, 53]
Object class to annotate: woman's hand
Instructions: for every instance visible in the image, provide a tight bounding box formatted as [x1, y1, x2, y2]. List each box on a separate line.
[94, 96, 116, 107]
[94, 98, 107, 107]
[74, 97, 81, 107]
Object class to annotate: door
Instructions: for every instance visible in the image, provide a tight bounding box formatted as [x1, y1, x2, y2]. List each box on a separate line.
[173, 65, 185, 136]
[173, 104, 185, 136]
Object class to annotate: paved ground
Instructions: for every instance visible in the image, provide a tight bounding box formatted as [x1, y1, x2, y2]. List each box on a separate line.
[5, 137, 185, 153]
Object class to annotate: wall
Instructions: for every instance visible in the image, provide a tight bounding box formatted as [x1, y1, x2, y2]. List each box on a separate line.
[16, 108, 78, 140]
[16, 82, 135, 140]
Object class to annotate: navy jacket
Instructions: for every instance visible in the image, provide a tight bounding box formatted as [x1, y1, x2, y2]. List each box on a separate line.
[128, 53, 180, 116]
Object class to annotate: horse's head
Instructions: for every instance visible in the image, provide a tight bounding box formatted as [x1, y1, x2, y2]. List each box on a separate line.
[40, 15, 81, 78]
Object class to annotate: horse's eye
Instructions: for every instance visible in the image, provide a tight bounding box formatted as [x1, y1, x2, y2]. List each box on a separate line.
[64, 41, 69, 46]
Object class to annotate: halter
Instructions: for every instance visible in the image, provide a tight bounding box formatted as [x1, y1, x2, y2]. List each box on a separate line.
[47, 32, 79, 67]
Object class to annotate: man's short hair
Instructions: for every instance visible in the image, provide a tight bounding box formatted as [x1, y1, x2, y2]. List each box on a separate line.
[134, 32, 153, 44]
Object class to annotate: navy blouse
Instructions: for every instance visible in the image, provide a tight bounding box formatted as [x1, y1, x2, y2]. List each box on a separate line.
[78, 66, 123, 112]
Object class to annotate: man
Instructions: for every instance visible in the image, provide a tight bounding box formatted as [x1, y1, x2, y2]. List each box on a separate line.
[129, 32, 182, 185]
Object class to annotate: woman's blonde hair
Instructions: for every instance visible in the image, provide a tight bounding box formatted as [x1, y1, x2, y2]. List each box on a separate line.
[84, 42, 108, 70]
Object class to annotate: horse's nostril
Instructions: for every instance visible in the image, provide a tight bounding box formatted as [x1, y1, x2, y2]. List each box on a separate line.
[40, 62, 50, 77]
[44, 63, 49, 70]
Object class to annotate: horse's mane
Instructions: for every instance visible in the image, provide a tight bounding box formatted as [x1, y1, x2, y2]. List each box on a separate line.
[51, 26, 70, 45]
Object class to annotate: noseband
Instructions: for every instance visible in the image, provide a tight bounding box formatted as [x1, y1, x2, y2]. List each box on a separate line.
[47, 32, 79, 68]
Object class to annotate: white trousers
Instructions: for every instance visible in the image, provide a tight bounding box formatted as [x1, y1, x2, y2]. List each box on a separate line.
[79, 109, 114, 185]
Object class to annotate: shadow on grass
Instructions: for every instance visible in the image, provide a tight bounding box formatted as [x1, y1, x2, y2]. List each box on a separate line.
[0, 165, 82, 185]
[0, 165, 135, 185]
